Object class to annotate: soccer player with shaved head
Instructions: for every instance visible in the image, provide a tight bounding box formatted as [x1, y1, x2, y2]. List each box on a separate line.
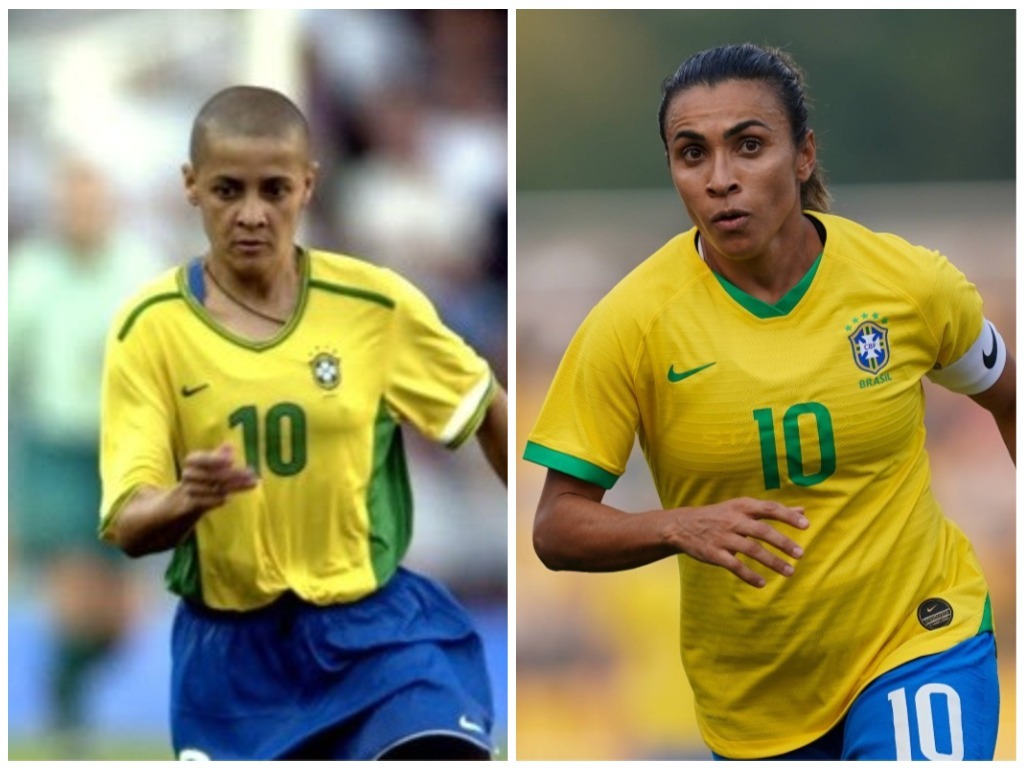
[99, 85, 507, 760]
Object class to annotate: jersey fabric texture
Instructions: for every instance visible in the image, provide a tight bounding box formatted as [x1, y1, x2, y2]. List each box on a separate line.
[524, 212, 994, 758]
[171, 567, 495, 760]
[100, 248, 495, 611]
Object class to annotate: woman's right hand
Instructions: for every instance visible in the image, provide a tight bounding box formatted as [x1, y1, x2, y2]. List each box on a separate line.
[661, 497, 808, 588]
[176, 444, 259, 513]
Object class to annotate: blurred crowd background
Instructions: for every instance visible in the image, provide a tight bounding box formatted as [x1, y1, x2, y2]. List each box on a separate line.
[517, 10, 1015, 761]
[8, 9, 507, 759]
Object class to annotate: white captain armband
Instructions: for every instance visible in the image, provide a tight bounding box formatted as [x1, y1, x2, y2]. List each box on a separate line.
[926, 318, 1006, 395]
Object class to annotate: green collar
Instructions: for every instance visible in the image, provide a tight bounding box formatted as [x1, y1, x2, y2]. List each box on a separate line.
[709, 250, 823, 319]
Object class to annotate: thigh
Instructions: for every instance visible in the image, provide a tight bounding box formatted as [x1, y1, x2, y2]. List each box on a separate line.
[172, 571, 496, 760]
[351, 640, 495, 760]
[843, 633, 999, 760]
[281, 642, 495, 760]
[378, 734, 491, 760]
[291, 730, 489, 761]
[170, 598, 306, 760]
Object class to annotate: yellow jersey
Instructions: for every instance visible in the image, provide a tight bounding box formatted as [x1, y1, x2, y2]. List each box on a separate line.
[524, 213, 993, 758]
[101, 248, 495, 611]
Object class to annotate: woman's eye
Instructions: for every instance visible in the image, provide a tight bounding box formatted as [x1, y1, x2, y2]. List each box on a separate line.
[740, 138, 761, 153]
[264, 182, 289, 199]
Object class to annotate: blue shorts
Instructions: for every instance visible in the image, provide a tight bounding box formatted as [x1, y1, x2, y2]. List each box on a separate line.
[714, 632, 999, 760]
[170, 568, 495, 760]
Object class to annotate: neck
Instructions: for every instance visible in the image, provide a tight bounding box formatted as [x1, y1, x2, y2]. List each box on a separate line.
[701, 215, 820, 304]
[204, 248, 301, 325]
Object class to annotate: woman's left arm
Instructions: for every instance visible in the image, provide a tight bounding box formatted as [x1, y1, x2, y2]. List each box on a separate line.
[476, 385, 508, 485]
[970, 352, 1016, 464]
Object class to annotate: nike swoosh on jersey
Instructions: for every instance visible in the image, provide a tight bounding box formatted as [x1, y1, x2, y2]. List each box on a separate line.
[667, 362, 716, 382]
[982, 326, 998, 369]
[181, 383, 210, 397]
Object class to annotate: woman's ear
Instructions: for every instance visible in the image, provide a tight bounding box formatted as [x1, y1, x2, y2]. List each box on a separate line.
[302, 161, 319, 206]
[182, 163, 200, 206]
[796, 130, 817, 184]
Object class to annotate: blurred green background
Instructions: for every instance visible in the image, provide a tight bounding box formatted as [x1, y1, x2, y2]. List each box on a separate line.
[516, 9, 1015, 762]
[518, 9, 1014, 190]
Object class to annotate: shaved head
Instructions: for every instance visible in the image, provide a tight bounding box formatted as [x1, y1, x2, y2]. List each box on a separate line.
[189, 85, 310, 166]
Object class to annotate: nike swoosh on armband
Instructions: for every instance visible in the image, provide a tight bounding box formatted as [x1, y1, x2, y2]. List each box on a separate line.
[982, 326, 999, 369]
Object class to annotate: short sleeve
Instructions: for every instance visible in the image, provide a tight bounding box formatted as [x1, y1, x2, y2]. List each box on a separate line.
[99, 315, 177, 529]
[919, 248, 985, 370]
[384, 273, 494, 448]
[524, 300, 640, 490]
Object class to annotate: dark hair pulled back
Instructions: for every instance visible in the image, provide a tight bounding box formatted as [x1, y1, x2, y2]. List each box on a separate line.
[658, 43, 830, 212]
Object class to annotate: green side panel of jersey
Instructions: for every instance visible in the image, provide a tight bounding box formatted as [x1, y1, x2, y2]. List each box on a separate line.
[522, 441, 619, 489]
[165, 533, 203, 603]
[367, 401, 414, 586]
[979, 593, 993, 634]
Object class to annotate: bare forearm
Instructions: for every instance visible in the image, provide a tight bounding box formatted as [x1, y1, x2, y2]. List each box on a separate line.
[103, 444, 259, 557]
[103, 485, 206, 558]
[533, 470, 808, 585]
[970, 354, 1015, 465]
[477, 387, 508, 486]
[533, 492, 674, 572]
[997, 412, 1015, 464]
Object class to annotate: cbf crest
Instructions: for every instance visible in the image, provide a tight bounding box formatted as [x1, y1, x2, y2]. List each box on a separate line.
[309, 349, 341, 390]
[847, 318, 890, 374]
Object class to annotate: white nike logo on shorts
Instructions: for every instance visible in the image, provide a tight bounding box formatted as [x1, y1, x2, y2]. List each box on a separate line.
[459, 715, 485, 734]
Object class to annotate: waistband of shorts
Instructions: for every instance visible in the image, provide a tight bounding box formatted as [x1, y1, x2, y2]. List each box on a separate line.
[180, 588, 309, 620]
[179, 568, 413, 619]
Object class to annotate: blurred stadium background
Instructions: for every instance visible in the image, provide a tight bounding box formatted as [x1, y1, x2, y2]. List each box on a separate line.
[8, 10, 507, 760]
[516, 10, 1015, 761]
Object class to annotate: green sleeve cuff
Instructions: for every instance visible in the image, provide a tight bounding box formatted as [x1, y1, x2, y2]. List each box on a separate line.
[97, 485, 142, 541]
[446, 374, 497, 449]
[522, 441, 619, 490]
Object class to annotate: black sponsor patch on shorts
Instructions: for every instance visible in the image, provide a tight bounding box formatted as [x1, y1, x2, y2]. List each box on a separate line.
[917, 598, 953, 630]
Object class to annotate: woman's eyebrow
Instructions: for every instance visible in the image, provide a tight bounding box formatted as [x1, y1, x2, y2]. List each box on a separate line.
[673, 118, 772, 144]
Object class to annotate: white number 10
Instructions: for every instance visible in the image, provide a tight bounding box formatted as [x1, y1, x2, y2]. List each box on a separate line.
[887, 684, 964, 760]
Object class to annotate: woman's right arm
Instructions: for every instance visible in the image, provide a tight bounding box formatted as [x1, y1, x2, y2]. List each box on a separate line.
[104, 445, 258, 558]
[533, 469, 810, 588]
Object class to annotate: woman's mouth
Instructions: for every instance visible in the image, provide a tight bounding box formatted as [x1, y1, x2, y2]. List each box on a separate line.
[711, 210, 750, 232]
[233, 239, 269, 254]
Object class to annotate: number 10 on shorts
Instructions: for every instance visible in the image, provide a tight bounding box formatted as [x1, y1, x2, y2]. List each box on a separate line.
[888, 683, 964, 760]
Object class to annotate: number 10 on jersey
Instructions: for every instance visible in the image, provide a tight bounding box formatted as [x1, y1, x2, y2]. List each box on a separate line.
[229, 403, 308, 477]
[752, 402, 836, 490]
